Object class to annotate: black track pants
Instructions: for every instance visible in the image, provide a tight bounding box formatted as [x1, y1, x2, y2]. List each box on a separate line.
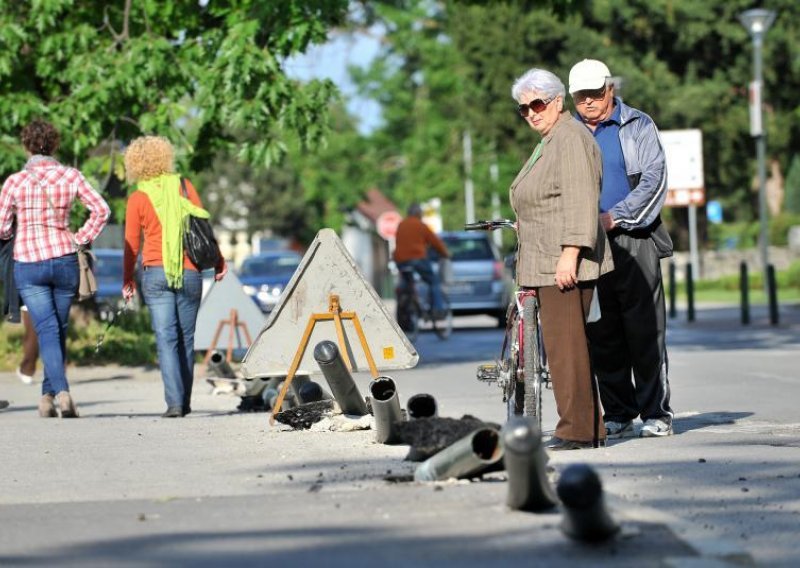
[586, 231, 673, 424]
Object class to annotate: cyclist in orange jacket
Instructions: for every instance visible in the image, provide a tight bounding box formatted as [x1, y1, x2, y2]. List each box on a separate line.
[393, 203, 450, 318]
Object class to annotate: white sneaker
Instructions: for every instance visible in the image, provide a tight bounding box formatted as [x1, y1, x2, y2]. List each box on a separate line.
[605, 420, 635, 439]
[640, 418, 673, 437]
[16, 367, 35, 385]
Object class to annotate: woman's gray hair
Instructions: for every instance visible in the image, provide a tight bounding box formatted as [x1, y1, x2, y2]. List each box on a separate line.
[511, 68, 565, 102]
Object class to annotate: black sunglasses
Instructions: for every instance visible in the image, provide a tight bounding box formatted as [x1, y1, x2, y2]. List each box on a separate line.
[517, 95, 556, 117]
[573, 86, 607, 103]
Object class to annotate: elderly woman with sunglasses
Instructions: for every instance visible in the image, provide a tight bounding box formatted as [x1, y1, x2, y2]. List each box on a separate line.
[508, 68, 613, 450]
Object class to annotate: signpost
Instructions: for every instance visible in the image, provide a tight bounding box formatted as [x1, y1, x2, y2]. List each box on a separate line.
[662, 129, 705, 279]
[376, 210, 403, 242]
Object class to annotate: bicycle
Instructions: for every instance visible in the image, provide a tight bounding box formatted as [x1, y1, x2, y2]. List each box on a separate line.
[395, 261, 453, 342]
[465, 219, 551, 428]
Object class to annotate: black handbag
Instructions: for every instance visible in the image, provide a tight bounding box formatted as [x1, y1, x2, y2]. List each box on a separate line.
[180, 178, 221, 271]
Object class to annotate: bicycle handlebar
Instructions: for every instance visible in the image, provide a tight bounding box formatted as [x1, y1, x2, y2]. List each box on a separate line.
[464, 219, 516, 232]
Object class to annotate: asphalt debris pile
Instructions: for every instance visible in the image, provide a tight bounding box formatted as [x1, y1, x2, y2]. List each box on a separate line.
[273, 400, 336, 429]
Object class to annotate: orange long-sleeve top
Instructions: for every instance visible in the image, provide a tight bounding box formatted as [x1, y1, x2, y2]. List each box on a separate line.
[123, 177, 218, 285]
[392, 215, 449, 263]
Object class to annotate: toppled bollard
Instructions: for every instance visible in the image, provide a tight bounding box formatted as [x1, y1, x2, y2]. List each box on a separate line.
[407, 393, 437, 419]
[313, 341, 368, 416]
[207, 350, 237, 379]
[297, 380, 327, 404]
[502, 416, 558, 512]
[369, 376, 404, 444]
[414, 427, 503, 481]
[292, 375, 330, 405]
[396, 415, 498, 462]
[557, 463, 619, 542]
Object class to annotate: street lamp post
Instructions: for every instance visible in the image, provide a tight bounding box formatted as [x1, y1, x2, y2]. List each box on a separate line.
[739, 8, 776, 286]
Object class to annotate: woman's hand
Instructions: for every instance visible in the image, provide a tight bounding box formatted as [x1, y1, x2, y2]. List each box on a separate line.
[122, 281, 136, 301]
[554, 246, 580, 291]
[214, 260, 228, 282]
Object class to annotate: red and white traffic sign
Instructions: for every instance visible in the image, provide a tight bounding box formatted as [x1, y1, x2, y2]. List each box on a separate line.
[376, 210, 403, 241]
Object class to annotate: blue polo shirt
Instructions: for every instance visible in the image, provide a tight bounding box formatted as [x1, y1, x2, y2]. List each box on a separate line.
[579, 103, 629, 213]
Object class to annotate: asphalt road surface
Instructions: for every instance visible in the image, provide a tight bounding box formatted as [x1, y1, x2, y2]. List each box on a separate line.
[1, 302, 798, 566]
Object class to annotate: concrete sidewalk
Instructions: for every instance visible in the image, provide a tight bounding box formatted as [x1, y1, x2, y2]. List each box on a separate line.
[1, 302, 798, 566]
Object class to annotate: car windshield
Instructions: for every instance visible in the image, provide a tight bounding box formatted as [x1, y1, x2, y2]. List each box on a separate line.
[95, 254, 123, 278]
[240, 255, 301, 276]
[435, 236, 495, 261]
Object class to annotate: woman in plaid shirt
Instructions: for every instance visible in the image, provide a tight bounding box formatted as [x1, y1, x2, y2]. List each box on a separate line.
[0, 120, 110, 418]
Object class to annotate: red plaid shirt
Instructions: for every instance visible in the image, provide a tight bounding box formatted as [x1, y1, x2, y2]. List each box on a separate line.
[0, 156, 110, 262]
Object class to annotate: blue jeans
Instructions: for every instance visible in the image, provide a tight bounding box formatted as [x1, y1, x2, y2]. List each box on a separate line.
[397, 259, 446, 312]
[141, 267, 202, 410]
[14, 254, 79, 396]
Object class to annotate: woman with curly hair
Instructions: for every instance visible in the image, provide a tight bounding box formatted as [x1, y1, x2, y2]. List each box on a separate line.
[0, 119, 110, 418]
[122, 136, 227, 418]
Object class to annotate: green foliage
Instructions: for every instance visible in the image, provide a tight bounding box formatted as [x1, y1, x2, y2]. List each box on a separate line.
[67, 306, 158, 367]
[0, 0, 349, 222]
[708, 213, 800, 249]
[769, 213, 800, 246]
[692, 260, 800, 292]
[0, 306, 156, 371]
[323, 0, 800, 240]
[785, 154, 800, 215]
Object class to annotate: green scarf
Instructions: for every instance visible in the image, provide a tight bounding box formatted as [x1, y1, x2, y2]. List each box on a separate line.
[138, 174, 211, 288]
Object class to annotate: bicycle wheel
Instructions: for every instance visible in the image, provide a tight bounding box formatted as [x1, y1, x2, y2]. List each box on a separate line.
[521, 294, 543, 429]
[432, 295, 453, 340]
[405, 298, 421, 342]
[503, 304, 522, 420]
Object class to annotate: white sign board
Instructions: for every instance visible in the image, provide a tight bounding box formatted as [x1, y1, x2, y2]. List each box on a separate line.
[241, 229, 419, 379]
[661, 129, 705, 207]
[195, 271, 267, 351]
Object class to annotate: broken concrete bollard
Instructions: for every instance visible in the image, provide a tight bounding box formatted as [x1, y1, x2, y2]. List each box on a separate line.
[313, 340, 368, 416]
[207, 350, 236, 379]
[414, 427, 504, 482]
[502, 416, 558, 512]
[557, 463, 619, 542]
[369, 376, 404, 444]
[407, 393, 438, 419]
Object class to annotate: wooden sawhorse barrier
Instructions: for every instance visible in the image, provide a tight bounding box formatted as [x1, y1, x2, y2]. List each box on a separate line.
[202, 308, 254, 365]
[269, 294, 379, 424]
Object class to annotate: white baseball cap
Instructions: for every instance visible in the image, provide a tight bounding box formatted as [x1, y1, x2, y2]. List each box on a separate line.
[568, 59, 611, 93]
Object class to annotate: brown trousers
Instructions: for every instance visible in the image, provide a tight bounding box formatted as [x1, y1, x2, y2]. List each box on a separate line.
[537, 283, 605, 443]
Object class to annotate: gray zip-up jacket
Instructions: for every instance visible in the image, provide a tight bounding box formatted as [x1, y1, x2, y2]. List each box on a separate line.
[609, 98, 668, 231]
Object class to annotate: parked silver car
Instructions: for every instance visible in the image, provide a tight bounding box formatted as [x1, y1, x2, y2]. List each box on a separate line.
[419, 231, 513, 327]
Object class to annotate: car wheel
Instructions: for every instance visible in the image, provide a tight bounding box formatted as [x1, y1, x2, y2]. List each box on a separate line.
[495, 309, 508, 329]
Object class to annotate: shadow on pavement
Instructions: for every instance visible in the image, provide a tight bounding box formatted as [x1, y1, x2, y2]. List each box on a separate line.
[0, 519, 698, 567]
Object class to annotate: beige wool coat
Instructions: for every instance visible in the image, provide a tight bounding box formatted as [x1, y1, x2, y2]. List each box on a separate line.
[510, 111, 613, 287]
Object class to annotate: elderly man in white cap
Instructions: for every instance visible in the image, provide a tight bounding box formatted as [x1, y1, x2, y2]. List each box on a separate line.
[568, 59, 675, 439]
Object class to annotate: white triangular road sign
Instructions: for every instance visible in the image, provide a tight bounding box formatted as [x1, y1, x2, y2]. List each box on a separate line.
[194, 271, 266, 351]
[241, 229, 418, 378]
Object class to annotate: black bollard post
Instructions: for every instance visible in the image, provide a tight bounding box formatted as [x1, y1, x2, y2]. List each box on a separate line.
[501, 416, 558, 512]
[414, 428, 503, 481]
[313, 341, 368, 416]
[557, 463, 619, 542]
[668, 261, 677, 319]
[369, 376, 404, 444]
[207, 350, 236, 379]
[740, 261, 750, 325]
[686, 263, 695, 322]
[407, 393, 438, 419]
[767, 264, 779, 326]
